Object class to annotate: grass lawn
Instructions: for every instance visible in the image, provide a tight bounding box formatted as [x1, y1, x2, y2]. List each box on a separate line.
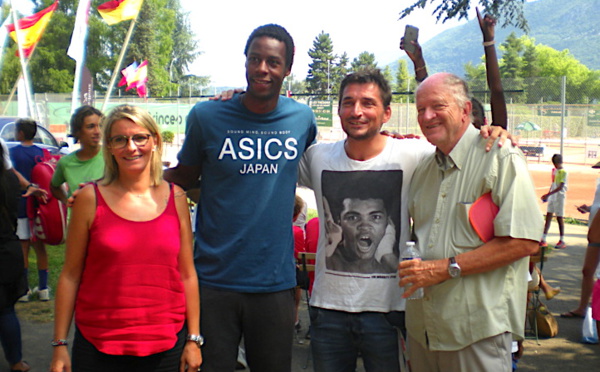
[16, 243, 65, 323]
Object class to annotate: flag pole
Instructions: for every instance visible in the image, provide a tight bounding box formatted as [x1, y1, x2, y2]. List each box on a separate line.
[3, 39, 41, 116]
[102, 16, 138, 111]
[9, 1, 38, 121]
[69, 0, 92, 113]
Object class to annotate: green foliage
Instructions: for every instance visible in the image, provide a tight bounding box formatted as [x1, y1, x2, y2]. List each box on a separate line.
[464, 32, 600, 104]
[394, 0, 600, 82]
[305, 32, 348, 98]
[399, 0, 528, 32]
[1, 0, 199, 96]
[351, 51, 377, 72]
[162, 130, 174, 144]
[283, 75, 307, 95]
[179, 74, 211, 96]
[394, 59, 415, 103]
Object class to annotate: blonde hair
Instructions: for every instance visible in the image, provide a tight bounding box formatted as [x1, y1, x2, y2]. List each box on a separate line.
[100, 105, 163, 186]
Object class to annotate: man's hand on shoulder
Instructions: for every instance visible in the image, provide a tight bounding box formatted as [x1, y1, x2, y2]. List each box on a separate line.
[209, 89, 245, 101]
[381, 130, 420, 139]
[479, 124, 519, 151]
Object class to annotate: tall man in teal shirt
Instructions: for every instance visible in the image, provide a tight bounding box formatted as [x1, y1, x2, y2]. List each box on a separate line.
[399, 73, 542, 371]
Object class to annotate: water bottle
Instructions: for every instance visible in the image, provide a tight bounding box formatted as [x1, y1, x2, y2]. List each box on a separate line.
[401, 241, 424, 300]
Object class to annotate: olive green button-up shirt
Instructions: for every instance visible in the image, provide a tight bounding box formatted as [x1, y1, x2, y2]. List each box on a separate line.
[407, 125, 543, 351]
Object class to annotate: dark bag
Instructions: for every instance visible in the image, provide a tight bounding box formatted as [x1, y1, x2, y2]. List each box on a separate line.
[296, 266, 310, 290]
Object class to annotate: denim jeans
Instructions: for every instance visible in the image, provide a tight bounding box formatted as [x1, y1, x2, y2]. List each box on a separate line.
[0, 306, 22, 365]
[309, 306, 405, 372]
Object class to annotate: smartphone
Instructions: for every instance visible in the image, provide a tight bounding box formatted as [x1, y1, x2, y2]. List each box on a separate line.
[403, 25, 419, 53]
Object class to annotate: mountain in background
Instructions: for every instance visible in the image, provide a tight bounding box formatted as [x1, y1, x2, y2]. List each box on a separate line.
[387, 0, 600, 76]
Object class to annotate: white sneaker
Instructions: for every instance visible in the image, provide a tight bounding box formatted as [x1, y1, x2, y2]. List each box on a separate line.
[33, 286, 51, 301]
[18, 289, 31, 303]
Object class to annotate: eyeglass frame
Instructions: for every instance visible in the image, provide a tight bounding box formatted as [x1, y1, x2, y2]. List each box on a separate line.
[108, 133, 154, 149]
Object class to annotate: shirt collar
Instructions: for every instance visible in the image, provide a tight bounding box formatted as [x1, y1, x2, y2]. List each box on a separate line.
[434, 124, 478, 171]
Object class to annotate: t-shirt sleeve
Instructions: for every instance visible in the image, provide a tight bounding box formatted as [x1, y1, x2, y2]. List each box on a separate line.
[298, 146, 314, 189]
[51, 157, 66, 187]
[493, 151, 543, 241]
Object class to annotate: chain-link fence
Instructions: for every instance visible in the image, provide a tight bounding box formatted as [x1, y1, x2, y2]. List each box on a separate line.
[3, 76, 600, 165]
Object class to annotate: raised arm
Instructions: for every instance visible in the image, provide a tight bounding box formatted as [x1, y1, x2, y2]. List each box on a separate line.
[477, 8, 507, 129]
[400, 36, 428, 83]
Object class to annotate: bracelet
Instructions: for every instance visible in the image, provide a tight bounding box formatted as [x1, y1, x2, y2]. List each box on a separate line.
[415, 65, 427, 72]
[482, 40, 495, 47]
[588, 242, 600, 248]
[51, 339, 68, 346]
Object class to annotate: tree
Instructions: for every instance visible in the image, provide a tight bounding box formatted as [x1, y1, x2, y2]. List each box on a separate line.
[283, 74, 307, 95]
[306, 31, 336, 98]
[330, 52, 349, 94]
[350, 51, 377, 72]
[394, 59, 411, 103]
[306, 31, 350, 98]
[179, 74, 211, 96]
[464, 32, 600, 104]
[399, 0, 528, 32]
[0, 0, 199, 96]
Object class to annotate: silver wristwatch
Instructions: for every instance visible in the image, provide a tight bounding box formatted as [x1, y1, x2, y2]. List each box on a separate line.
[186, 334, 204, 348]
[448, 256, 461, 278]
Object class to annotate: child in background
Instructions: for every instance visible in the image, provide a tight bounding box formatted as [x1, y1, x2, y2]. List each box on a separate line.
[9, 118, 49, 302]
[293, 194, 306, 333]
[541, 154, 568, 249]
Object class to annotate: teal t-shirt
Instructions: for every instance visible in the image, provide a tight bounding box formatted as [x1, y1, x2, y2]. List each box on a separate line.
[178, 94, 317, 293]
[51, 150, 104, 197]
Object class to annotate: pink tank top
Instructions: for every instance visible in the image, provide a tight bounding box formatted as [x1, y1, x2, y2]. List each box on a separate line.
[75, 183, 185, 356]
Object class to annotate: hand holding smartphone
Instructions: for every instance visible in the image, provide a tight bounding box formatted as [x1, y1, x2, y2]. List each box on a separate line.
[403, 25, 419, 54]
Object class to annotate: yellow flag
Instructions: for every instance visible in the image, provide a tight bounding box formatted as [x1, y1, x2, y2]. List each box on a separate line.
[97, 0, 143, 25]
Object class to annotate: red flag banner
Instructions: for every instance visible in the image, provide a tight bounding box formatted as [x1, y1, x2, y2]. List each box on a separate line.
[6, 0, 59, 58]
[118, 60, 148, 98]
[97, 0, 143, 25]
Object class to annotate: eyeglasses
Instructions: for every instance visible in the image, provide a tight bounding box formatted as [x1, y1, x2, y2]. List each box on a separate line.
[108, 133, 152, 149]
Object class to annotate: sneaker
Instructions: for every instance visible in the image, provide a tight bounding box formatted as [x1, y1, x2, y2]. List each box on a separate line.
[18, 289, 31, 303]
[539, 240, 548, 248]
[33, 286, 51, 301]
[555, 241, 567, 249]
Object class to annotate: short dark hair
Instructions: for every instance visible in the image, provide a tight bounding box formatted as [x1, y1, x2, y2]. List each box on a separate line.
[70, 105, 103, 143]
[338, 68, 392, 108]
[471, 97, 485, 128]
[244, 24, 295, 71]
[15, 118, 37, 140]
[552, 153, 563, 164]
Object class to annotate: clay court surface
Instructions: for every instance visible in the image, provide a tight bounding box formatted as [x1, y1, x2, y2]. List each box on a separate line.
[524, 140, 599, 221]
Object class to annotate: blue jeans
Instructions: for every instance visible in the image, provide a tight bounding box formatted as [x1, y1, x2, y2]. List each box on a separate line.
[309, 306, 404, 372]
[0, 306, 22, 365]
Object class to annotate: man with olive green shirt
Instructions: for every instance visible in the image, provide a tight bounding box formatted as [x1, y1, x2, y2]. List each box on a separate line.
[399, 73, 542, 371]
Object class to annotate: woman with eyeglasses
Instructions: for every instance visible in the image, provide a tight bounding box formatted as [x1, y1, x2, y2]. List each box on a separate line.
[50, 105, 201, 372]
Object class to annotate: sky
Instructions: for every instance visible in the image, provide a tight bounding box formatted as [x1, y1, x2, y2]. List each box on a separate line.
[179, 0, 471, 87]
[14, 0, 475, 88]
